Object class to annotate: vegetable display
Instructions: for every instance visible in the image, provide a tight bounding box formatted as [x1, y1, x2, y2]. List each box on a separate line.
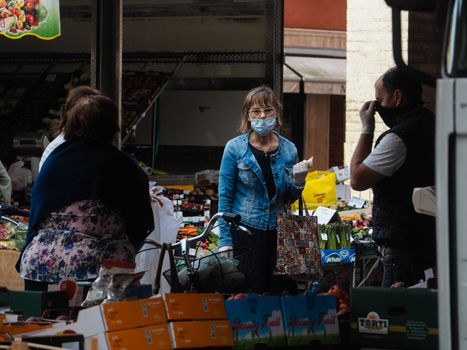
[0, 220, 27, 251]
[319, 222, 352, 250]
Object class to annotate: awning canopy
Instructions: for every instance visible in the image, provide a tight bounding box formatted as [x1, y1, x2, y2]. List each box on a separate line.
[283, 56, 346, 95]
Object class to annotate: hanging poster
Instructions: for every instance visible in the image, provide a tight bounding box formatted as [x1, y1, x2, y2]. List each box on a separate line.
[0, 0, 60, 40]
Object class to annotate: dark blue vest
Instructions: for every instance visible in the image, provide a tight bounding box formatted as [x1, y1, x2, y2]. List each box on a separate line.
[371, 107, 435, 250]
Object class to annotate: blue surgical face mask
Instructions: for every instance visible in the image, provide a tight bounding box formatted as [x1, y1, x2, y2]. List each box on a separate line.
[251, 116, 276, 136]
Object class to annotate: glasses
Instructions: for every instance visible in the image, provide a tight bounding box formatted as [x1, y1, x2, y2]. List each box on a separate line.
[248, 107, 275, 118]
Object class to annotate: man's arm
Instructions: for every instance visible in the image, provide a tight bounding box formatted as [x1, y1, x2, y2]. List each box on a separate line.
[350, 100, 386, 191]
[350, 133, 385, 191]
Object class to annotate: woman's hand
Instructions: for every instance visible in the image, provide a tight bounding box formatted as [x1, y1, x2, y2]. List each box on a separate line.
[293, 157, 314, 185]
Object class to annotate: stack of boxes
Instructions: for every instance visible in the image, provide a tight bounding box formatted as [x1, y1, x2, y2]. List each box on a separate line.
[23, 292, 340, 349]
[224, 293, 340, 349]
[33, 296, 171, 350]
[29, 294, 232, 350]
[164, 293, 233, 349]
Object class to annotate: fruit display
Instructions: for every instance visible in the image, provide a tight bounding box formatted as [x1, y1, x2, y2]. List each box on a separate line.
[350, 213, 373, 239]
[0, 0, 48, 35]
[121, 72, 166, 141]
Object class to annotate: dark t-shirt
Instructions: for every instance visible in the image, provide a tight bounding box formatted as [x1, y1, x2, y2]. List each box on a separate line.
[249, 143, 277, 200]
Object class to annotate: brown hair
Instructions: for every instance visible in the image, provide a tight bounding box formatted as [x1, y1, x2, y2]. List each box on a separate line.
[239, 85, 282, 133]
[63, 94, 119, 143]
[60, 86, 103, 129]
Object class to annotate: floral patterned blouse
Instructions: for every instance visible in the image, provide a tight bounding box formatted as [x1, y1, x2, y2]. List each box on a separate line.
[20, 199, 135, 283]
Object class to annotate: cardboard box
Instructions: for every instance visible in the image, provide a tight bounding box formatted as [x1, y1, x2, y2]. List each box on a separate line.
[163, 293, 226, 320]
[9, 291, 69, 319]
[281, 294, 340, 345]
[2, 322, 54, 335]
[224, 294, 287, 350]
[169, 320, 233, 349]
[100, 296, 166, 331]
[405, 289, 439, 350]
[31, 296, 166, 338]
[351, 287, 438, 350]
[87, 324, 172, 350]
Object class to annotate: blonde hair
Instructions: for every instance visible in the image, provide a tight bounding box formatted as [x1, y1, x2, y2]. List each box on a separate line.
[239, 85, 282, 133]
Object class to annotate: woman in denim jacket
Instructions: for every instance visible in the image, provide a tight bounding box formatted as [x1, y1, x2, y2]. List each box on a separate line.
[218, 85, 313, 293]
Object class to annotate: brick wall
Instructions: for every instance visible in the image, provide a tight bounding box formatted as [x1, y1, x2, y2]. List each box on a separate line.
[285, 0, 346, 31]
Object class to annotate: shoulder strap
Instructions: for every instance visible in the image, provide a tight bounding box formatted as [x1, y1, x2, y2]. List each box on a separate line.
[153, 243, 183, 294]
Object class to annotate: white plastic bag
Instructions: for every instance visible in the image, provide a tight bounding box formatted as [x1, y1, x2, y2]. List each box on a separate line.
[8, 160, 32, 191]
[135, 186, 182, 293]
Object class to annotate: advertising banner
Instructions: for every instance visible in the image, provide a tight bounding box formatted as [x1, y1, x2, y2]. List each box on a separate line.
[0, 0, 60, 40]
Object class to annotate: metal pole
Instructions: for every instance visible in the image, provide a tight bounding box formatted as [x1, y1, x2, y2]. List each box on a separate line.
[265, 0, 284, 98]
[91, 0, 123, 148]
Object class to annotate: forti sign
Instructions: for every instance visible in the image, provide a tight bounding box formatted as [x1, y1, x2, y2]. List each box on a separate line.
[358, 312, 389, 335]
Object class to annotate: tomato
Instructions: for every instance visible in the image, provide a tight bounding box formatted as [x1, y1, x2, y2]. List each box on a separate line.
[233, 293, 247, 300]
[59, 279, 77, 299]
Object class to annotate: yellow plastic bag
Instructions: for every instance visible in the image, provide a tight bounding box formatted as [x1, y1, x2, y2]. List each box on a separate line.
[292, 170, 337, 210]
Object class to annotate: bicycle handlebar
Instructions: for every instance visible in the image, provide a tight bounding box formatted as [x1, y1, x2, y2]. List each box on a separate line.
[221, 213, 241, 225]
[141, 212, 247, 251]
[140, 212, 250, 286]
[171, 212, 242, 249]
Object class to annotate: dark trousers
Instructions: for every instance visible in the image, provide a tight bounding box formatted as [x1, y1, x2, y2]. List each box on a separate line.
[24, 279, 48, 291]
[232, 225, 297, 294]
[380, 245, 436, 287]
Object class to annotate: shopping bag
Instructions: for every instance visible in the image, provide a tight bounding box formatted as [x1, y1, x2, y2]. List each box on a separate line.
[275, 199, 323, 280]
[292, 170, 337, 210]
[135, 187, 182, 293]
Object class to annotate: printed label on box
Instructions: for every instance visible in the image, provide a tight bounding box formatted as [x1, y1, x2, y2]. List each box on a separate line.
[225, 295, 287, 349]
[358, 312, 389, 335]
[281, 295, 340, 345]
[320, 248, 355, 264]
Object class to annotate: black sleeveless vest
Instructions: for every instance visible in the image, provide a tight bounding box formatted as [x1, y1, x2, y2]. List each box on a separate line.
[371, 107, 435, 248]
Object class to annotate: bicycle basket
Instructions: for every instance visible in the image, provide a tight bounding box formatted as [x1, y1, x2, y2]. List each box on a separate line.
[163, 249, 249, 293]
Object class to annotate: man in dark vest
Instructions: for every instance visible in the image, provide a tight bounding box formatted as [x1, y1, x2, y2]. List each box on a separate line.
[350, 66, 436, 287]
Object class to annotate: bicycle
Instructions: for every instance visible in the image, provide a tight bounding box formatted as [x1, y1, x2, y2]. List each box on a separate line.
[140, 212, 252, 294]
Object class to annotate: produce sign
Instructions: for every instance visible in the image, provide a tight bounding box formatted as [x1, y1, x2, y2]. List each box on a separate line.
[0, 0, 60, 40]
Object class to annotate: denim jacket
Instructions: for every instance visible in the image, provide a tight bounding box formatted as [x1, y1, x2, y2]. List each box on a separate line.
[218, 132, 303, 247]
